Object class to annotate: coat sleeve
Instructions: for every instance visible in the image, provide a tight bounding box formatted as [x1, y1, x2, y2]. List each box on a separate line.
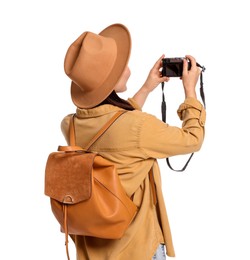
[139, 97, 206, 158]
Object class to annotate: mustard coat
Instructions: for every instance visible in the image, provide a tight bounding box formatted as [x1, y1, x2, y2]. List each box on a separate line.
[61, 97, 206, 260]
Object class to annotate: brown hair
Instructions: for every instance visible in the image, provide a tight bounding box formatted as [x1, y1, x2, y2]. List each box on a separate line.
[98, 91, 135, 111]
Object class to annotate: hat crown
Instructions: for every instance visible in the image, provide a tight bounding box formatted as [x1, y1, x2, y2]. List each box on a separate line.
[65, 32, 117, 92]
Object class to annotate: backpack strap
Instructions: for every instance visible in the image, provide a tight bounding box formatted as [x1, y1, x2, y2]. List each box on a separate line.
[84, 111, 127, 151]
[59, 111, 127, 152]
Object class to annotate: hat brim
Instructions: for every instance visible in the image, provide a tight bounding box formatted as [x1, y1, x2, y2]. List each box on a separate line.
[71, 23, 131, 108]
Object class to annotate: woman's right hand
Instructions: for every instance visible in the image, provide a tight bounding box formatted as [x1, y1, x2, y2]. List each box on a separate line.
[181, 55, 201, 99]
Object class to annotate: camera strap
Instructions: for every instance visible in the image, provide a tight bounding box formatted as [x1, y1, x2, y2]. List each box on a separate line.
[161, 64, 206, 172]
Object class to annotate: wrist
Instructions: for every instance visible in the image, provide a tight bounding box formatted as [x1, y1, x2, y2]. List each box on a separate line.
[141, 81, 154, 93]
[184, 90, 197, 99]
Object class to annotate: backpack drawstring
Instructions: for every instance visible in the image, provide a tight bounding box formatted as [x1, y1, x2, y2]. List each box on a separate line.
[63, 204, 70, 260]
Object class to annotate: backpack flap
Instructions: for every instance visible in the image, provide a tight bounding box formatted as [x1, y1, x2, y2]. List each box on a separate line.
[45, 150, 97, 204]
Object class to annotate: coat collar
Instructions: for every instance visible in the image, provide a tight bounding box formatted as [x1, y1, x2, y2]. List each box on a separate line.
[76, 104, 122, 118]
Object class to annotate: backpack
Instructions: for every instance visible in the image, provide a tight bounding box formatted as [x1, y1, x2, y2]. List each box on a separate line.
[44, 111, 138, 259]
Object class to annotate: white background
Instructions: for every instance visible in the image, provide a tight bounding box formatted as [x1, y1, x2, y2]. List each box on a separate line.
[1, 0, 249, 259]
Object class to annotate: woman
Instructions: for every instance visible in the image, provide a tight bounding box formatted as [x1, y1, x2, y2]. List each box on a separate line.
[61, 23, 206, 260]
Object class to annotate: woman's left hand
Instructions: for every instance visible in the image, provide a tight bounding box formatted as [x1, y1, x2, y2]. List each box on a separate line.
[133, 55, 170, 108]
[143, 54, 170, 93]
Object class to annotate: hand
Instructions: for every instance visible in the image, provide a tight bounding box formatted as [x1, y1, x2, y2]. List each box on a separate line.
[143, 54, 170, 93]
[181, 55, 201, 99]
[133, 55, 170, 107]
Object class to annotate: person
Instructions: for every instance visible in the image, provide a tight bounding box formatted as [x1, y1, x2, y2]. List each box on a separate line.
[61, 23, 206, 260]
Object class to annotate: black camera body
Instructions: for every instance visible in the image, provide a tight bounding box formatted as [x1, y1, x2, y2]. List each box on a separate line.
[162, 57, 191, 77]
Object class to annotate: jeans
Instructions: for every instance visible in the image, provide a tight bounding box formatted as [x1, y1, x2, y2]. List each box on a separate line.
[152, 244, 166, 260]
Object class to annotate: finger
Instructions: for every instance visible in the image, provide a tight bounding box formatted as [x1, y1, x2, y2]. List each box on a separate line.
[154, 54, 165, 69]
[159, 75, 169, 82]
[182, 58, 188, 74]
[153, 55, 165, 73]
[158, 54, 165, 62]
[185, 55, 196, 70]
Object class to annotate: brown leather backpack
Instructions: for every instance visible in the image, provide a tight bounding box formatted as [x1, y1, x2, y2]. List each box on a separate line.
[44, 111, 138, 259]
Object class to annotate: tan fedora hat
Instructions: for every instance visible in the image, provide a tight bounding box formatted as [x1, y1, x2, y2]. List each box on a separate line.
[64, 23, 131, 108]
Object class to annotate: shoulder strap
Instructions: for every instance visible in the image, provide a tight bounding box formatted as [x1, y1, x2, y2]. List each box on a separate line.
[69, 110, 127, 150]
[161, 65, 206, 172]
[61, 110, 126, 260]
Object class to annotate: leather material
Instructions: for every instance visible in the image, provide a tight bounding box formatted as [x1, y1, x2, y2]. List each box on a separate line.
[45, 152, 137, 238]
[44, 111, 138, 242]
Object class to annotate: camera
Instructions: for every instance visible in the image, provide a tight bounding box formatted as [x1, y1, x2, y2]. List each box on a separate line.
[162, 57, 191, 77]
